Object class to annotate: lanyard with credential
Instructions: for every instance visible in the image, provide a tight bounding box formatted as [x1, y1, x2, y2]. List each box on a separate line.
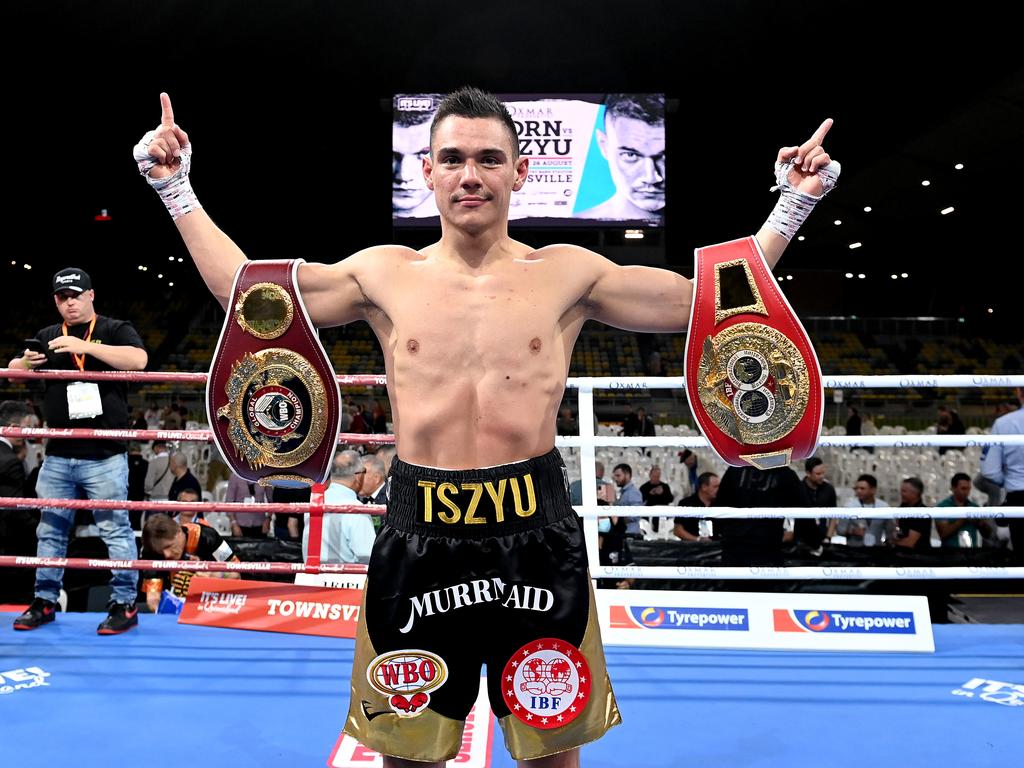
[61, 316, 96, 372]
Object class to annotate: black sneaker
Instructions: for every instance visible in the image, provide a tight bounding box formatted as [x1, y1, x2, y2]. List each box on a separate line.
[13, 598, 58, 631]
[97, 603, 139, 635]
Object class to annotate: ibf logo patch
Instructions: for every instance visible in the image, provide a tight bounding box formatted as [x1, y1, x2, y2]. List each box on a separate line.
[502, 639, 591, 730]
[366, 649, 447, 717]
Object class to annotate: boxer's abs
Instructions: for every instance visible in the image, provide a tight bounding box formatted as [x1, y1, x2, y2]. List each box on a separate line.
[384, 335, 570, 469]
[360, 247, 590, 469]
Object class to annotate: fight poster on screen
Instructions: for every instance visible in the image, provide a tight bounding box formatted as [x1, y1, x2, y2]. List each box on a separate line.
[392, 93, 666, 227]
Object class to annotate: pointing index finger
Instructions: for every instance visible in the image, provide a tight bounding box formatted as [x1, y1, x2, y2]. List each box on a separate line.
[810, 118, 833, 145]
[160, 92, 175, 127]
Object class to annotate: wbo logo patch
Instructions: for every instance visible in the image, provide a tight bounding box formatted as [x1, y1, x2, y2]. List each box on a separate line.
[502, 638, 591, 730]
[366, 649, 448, 717]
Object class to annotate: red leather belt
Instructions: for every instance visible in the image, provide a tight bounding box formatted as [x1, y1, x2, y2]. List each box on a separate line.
[684, 237, 823, 469]
[207, 260, 341, 487]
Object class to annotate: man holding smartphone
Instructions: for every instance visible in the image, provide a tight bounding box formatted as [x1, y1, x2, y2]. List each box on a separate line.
[7, 268, 148, 634]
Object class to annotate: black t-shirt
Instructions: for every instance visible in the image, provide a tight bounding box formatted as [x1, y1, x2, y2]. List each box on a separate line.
[797, 480, 836, 547]
[168, 469, 203, 502]
[800, 480, 837, 508]
[35, 315, 145, 459]
[639, 481, 674, 506]
[272, 484, 310, 521]
[673, 493, 707, 536]
[714, 466, 803, 565]
[127, 454, 148, 501]
[898, 503, 932, 550]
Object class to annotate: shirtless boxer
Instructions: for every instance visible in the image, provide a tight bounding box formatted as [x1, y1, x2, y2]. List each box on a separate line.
[135, 87, 836, 767]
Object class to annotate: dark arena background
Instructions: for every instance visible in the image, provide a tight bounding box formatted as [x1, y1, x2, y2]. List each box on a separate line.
[1, 2, 1022, 767]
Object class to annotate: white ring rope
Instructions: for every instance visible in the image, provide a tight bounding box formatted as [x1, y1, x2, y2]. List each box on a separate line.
[556, 435, 1024, 448]
[571, 374, 1023, 582]
[8, 369, 1019, 582]
[576, 506, 1024, 520]
[565, 374, 1024, 389]
[593, 565, 1024, 581]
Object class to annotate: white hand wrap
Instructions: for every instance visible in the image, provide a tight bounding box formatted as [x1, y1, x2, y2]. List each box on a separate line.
[764, 159, 841, 241]
[132, 130, 202, 220]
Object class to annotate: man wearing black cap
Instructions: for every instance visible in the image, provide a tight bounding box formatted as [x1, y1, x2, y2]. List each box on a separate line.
[6, 267, 148, 634]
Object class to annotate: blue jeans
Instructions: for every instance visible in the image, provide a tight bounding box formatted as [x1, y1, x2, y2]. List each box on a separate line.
[35, 454, 138, 605]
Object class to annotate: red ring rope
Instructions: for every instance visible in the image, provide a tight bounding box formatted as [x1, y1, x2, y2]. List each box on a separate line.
[0, 497, 383, 516]
[0, 555, 367, 575]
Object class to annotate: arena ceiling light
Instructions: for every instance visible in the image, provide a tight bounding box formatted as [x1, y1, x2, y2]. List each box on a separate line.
[901, 272, 909, 278]
[624, 229, 644, 240]
[833, 219, 842, 225]
[167, 256, 174, 261]
[177, 257, 184, 263]
[941, 206, 955, 215]
[844, 272, 854, 278]
[857, 273, 866, 279]
[785, 275, 793, 281]
[23, 264, 31, 270]
[849, 242, 862, 249]
[891, 274, 898, 279]
[797, 235, 805, 241]
[863, 206, 872, 212]
[921, 180, 931, 186]
[987, 307, 994, 314]
[954, 163, 964, 170]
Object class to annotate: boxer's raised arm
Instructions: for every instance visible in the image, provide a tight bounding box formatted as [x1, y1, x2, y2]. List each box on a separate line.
[756, 118, 839, 267]
[174, 210, 248, 309]
[133, 93, 245, 309]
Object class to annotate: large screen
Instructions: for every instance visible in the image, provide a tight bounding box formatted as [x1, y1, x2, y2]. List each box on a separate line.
[392, 93, 665, 227]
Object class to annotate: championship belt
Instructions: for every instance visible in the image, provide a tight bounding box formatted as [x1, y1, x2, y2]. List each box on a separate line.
[683, 237, 823, 469]
[207, 260, 341, 488]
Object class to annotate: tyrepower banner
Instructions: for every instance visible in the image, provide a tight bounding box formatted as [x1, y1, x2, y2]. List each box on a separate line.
[597, 589, 934, 653]
[179, 577, 362, 638]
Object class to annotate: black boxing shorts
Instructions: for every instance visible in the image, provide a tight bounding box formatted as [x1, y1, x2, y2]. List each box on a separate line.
[343, 448, 621, 762]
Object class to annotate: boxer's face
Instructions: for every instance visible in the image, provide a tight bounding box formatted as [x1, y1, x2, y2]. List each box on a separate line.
[597, 115, 665, 213]
[425, 116, 527, 234]
[393, 119, 433, 213]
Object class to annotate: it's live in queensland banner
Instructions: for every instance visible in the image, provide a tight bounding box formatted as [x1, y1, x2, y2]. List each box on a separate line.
[179, 577, 362, 638]
[598, 589, 934, 653]
[392, 93, 665, 227]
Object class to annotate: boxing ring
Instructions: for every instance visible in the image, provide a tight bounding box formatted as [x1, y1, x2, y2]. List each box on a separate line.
[2, 370, 1023, 767]
[2, 613, 1021, 768]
